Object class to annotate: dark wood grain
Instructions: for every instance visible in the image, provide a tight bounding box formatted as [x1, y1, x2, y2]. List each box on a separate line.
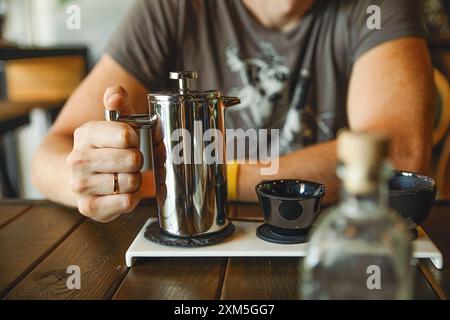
[419, 260, 449, 300]
[221, 258, 437, 300]
[422, 202, 450, 267]
[228, 202, 264, 222]
[0, 200, 448, 300]
[221, 258, 299, 300]
[113, 258, 227, 300]
[414, 266, 439, 300]
[0, 206, 82, 297]
[4, 205, 152, 300]
[420, 201, 450, 299]
[0, 205, 29, 228]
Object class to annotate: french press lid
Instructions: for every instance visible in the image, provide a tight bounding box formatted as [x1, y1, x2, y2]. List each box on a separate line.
[148, 71, 222, 103]
[106, 71, 240, 127]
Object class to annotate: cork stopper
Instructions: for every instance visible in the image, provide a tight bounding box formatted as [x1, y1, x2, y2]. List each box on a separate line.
[337, 130, 389, 195]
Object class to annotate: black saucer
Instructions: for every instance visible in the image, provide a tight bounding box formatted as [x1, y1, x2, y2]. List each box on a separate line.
[144, 221, 235, 247]
[256, 223, 309, 244]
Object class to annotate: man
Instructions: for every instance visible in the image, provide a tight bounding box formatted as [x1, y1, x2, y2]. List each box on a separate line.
[32, 0, 434, 222]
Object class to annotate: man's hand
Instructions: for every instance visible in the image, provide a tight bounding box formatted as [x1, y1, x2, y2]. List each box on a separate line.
[67, 86, 143, 222]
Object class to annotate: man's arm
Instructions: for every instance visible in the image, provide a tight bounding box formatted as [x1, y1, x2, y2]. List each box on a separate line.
[237, 37, 434, 203]
[347, 37, 434, 173]
[31, 55, 150, 208]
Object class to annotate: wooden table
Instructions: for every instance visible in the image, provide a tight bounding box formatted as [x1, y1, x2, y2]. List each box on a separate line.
[0, 199, 448, 300]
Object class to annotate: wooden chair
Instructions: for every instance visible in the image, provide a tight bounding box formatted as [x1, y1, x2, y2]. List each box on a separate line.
[0, 46, 88, 197]
[434, 69, 450, 199]
[4, 55, 86, 103]
[436, 133, 450, 199]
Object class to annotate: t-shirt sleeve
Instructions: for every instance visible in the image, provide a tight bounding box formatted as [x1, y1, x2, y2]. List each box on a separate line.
[104, 0, 178, 90]
[349, 0, 425, 63]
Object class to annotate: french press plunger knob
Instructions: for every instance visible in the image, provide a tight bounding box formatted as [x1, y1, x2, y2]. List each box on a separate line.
[169, 71, 198, 93]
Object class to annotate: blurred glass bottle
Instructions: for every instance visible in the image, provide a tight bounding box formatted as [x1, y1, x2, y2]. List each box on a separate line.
[300, 131, 413, 300]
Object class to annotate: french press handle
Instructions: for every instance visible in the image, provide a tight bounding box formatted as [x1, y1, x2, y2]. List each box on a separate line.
[104, 109, 156, 129]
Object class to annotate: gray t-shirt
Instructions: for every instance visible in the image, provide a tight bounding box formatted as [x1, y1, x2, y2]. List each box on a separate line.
[105, 0, 424, 154]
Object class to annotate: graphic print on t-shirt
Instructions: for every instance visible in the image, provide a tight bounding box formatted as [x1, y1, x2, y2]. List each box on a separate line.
[226, 42, 290, 127]
[225, 42, 318, 154]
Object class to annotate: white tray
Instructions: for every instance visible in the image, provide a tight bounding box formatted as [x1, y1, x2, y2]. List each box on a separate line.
[126, 218, 443, 269]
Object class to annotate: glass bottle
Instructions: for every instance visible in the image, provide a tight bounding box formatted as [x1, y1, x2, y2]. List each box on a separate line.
[300, 131, 413, 300]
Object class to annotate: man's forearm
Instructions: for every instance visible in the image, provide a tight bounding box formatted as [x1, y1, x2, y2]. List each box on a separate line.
[237, 140, 339, 204]
[31, 134, 78, 207]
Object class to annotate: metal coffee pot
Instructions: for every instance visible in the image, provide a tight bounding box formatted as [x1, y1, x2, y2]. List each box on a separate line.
[105, 71, 240, 240]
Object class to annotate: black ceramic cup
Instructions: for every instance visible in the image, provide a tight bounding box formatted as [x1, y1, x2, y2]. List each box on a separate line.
[255, 179, 326, 235]
[388, 170, 437, 227]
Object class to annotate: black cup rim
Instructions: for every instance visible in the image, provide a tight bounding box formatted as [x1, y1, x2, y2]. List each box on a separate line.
[389, 170, 436, 196]
[255, 179, 326, 201]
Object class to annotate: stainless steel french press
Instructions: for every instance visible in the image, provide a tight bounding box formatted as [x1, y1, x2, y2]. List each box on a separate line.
[105, 71, 240, 238]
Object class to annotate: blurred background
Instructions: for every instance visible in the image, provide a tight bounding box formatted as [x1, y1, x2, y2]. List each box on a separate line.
[0, 0, 133, 199]
[0, 0, 449, 200]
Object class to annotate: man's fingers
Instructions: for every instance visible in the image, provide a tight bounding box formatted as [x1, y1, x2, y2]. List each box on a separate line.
[103, 85, 132, 112]
[77, 190, 142, 222]
[68, 147, 143, 174]
[73, 121, 139, 149]
[70, 172, 142, 196]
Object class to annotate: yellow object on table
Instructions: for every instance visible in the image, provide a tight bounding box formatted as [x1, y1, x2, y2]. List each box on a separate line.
[227, 162, 240, 201]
